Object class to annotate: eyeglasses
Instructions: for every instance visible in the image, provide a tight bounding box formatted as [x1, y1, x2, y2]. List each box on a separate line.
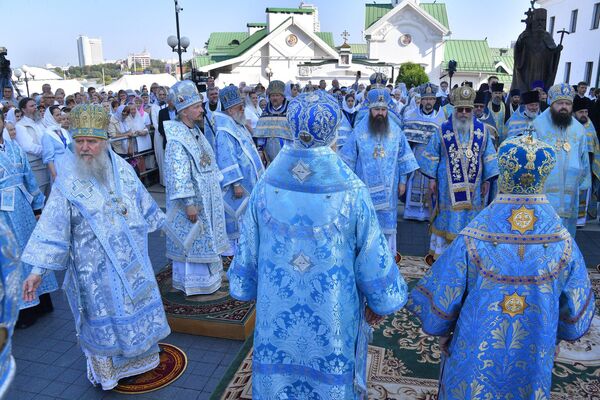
[456, 107, 472, 113]
[473, 105, 485, 109]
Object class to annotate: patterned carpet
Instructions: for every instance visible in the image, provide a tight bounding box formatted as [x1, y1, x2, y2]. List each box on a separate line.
[156, 260, 255, 340]
[211, 257, 600, 400]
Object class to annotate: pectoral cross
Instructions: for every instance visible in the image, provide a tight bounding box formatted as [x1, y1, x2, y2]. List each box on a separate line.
[373, 146, 385, 159]
[72, 179, 94, 200]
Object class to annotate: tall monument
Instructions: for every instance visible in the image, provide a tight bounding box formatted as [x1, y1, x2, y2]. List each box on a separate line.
[511, 2, 563, 92]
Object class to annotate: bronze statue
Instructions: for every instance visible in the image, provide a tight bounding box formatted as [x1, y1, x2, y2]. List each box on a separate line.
[511, 6, 563, 93]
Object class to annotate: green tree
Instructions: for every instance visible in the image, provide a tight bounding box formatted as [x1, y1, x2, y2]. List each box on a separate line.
[395, 62, 429, 89]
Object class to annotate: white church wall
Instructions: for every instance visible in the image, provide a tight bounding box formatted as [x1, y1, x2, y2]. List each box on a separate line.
[538, 0, 599, 87]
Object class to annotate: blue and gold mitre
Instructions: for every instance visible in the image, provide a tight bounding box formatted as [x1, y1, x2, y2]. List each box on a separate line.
[69, 104, 109, 140]
[369, 72, 388, 87]
[169, 80, 201, 112]
[548, 83, 575, 104]
[419, 83, 438, 99]
[367, 88, 391, 109]
[286, 91, 341, 148]
[497, 132, 556, 194]
[219, 85, 244, 110]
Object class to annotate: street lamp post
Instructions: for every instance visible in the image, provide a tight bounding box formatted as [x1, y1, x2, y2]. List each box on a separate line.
[14, 65, 34, 97]
[265, 65, 273, 83]
[167, 0, 190, 80]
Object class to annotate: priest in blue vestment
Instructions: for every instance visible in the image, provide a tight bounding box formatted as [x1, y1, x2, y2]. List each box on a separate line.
[407, 133, 595, 399]
[0, 222, 24, 397]
[532, 83, 591, 236]
[164, 81, 229, 295]
[573, 95, 600, 225]
[340, 88, 419, 256]
[402, 83, 447, 221]
[228, 91, 408, 399]
[419, 85, 499, 261]
[0, 117, 58, 328]
[21, 105, 173, 390]
[252, 80, 292, 163]
[505, 90, 541, 138]
[481, 82, 508, 144]
[214, 86, 264, 255]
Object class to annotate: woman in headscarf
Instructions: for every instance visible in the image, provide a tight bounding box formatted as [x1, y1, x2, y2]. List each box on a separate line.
[244, 90, 262, 132]
[41, 105, 73, 181]
[258, 96, 267, 112]
[4, 108, 20, 126]
[107, 105, 134, 156]
[126, 101, 151, 153]
[342, 93, 357, 127]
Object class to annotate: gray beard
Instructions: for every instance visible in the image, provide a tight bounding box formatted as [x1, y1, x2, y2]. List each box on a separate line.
[454, 118, 471, 134]
[76, 151, 110, 185]
[524, 109, 538, 120]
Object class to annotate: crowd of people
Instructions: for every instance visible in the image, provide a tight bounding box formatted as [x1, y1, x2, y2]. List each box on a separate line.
[0, 70, 597, 398]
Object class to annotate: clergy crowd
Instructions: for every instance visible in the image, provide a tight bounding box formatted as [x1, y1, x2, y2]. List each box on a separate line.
[0, 69, 597, 399]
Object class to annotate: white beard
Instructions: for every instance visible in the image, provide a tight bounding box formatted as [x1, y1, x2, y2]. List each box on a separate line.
[454, 118, 471, 134]
[76, 150, 110, 185]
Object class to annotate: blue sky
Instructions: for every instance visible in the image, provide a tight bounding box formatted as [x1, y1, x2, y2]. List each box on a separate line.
[3, 0, 532, 67]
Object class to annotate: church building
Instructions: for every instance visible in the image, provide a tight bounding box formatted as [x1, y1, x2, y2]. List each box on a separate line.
[193, 0, 513, 88]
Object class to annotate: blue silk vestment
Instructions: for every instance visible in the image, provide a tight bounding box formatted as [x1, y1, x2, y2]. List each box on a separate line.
[164, 120, 229, 294]
[408, 194, 595, 399]
[0, 223, 23, 397]
[482, 101, 507, 143]
[419, 118, 499, 246]
[253, 100, 293, 162]
[505, 109, 538, 138]
[340, 117, 419, 244]
[402, 108, 447, 221]
[214, 111, 264, 241]
[533, 110, 591, 236]
[21, 151, 171, 389]
[228, 145, 408, 399]
[0, 139, 58, 308]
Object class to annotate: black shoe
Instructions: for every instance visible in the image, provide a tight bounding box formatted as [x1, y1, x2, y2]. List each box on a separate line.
[38, 293, 54, 314]
[16, 308, 38, 329]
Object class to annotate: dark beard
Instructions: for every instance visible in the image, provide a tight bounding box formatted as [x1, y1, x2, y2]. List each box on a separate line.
[550, 108, 572, 129]
[368, 114, 389, 135]
[576, 116, 588, 125]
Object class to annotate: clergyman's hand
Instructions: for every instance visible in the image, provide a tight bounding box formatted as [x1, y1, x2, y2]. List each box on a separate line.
[398, 183, 406, 197]
[22, 274, 42, 302]
[439, 335, 452, 356]
[429, 179, 437, 198]
[186, 205, 198, 223]
[233, 185, 244, 199]
[482, 181, 490, 197]
[365, 306, 385, 326]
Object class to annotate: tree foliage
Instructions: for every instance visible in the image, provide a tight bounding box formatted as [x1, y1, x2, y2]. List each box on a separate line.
[395, 62, 429, 89]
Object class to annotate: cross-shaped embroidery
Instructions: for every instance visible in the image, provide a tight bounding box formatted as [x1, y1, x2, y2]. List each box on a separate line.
[72, 179, 94, 199]
[443, 130, 454, 141]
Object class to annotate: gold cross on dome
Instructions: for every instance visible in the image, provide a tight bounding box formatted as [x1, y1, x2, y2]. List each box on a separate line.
[341, 30, 350, 44]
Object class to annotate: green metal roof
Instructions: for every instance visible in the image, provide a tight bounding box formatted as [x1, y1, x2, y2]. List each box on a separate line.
[227, 28, 268, 57]
[490, 47, 514, 73]
[314, 32, 336, 51]
[206, 32, 249, 54]
[247, 22, 267, 27]
[194, 55, 215, 68]
[443, 39, 496, 72]
[419, 3, 449, 30]
[349, 43, 368, 55]
[266, 7, 313, 14]
[364, 2, 449, 30]
[365, 3, 393, 29]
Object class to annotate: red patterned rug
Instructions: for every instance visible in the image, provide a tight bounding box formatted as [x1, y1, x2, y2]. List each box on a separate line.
[156, 262, 256, 340]
[113, 343, 187, 394]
